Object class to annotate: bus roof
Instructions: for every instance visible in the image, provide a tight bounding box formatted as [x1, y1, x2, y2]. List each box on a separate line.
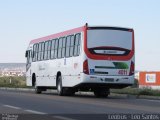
[29, 25, 133, 45]
[29, 26, 85, 44]
[88, 26, 133, 31]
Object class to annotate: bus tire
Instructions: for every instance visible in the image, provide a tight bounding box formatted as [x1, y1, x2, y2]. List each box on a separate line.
[65, 88, 75, 96]
[33, 76, 41, 94]
[35, 86, 42, 94]
[57, 75, 64, 96]
[94, 88, 110, 98]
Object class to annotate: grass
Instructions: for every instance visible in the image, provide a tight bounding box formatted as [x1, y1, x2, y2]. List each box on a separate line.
[0, 76, 27, 88]
[111, 87, 160, 96]
[0, 77, 160, 97]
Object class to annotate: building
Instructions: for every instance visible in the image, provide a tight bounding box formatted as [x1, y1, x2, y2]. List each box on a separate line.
[0, 69, 25, 77]
[139, 72, 160, 90]
[0, 63, 26, 77]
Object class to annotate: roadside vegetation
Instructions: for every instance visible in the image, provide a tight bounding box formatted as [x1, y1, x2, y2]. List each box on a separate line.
[111, 79, 160, 97]
[0, 77, 160, 97]
[111, 88, 160, 96]
[0, 76, 26, 88]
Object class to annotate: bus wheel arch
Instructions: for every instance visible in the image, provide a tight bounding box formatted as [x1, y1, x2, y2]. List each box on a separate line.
[93, 87, 110, 98]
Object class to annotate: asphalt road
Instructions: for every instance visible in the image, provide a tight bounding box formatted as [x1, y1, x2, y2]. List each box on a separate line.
[0, 89, 160, 120]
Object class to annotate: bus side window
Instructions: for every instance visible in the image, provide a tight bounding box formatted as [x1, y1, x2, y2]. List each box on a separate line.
[36, 44, 39, 61]
[38, 43, 42, 61]
[41, 42, 45, 60]
[29, 50, 32, 63]
[74, 33, 81, 56]
[32, 44, 36, 62]
[47, 40, 51, 59]
[66, 36, 71, 57]
[61, 37, 66, 58]
[54, 39, 58, 59]
[77, 33, 81, 55]
[44, 41, 49, 60]
[51, 39, 55, 59]
[27, 50, 32, 64]
[70, 35, 74, 57]
[58, 38, 63, 58]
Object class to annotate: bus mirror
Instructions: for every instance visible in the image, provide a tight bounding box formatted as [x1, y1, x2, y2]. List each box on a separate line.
[25, 51, 28, 57]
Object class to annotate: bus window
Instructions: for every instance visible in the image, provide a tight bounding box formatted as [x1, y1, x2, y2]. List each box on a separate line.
[29, 50, 32, 63]
[47, 40, 51, 60]
[35, 44, 39, 61]
[66, 36, 71, 57]
[54, 39, 58, 58]
[74, 33, 81, 56]
[61, 37, 66, 58]
[38, 43, 42, 61]
[44, 41, 49, 60]
[58, 38, 63, 58]
[51, 39, 55, 59]
[32, 44, 36, 62]
[41, 42, 45, 60]
[70, 35, 74, 57]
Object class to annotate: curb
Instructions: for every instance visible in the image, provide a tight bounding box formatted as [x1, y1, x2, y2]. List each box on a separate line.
[138, 95, 160, 100]
[0, 87, 34, 92]
[111, 92, 160, 100]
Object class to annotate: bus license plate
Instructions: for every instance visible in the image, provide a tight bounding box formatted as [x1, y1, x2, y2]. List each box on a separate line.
[105, 78, 114, 82]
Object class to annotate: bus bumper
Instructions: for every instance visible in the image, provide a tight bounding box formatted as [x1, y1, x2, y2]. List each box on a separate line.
[80, 73, 134, 88]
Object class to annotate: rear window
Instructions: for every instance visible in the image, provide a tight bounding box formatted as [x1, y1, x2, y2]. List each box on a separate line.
[87, 29, 132, 56]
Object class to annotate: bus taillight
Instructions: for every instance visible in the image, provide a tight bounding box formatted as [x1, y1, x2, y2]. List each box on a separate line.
[83, 59, 89, 74]
[129, 61, 134, 76]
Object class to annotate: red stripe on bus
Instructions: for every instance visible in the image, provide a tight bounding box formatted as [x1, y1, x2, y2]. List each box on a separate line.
[30, 26, 85, 44]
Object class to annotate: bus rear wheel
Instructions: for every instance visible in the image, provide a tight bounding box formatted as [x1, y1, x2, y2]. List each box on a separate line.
[57, 75, 75, 96]
[34, 81, 42, 94]
[35, 86, 42, 94]
[65, 88, 75, 96]
[34, 83, 42, 94]
[93, 88, 110, 98]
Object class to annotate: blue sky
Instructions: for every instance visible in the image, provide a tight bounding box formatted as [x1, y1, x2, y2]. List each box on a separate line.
[0, 0, 160, 71]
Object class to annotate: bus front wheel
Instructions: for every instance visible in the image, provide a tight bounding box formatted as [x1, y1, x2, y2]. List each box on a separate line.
[34, 82, 42, 94]
[57, 76, 64, 96]
[57, 75, 75, 96]
[32, 75, 42, 94]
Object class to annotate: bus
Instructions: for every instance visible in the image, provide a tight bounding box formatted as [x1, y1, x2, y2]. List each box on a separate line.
[25, 23, 135, 97]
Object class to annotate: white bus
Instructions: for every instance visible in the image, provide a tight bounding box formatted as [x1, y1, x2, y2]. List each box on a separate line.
[25, 24, 135, 97]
